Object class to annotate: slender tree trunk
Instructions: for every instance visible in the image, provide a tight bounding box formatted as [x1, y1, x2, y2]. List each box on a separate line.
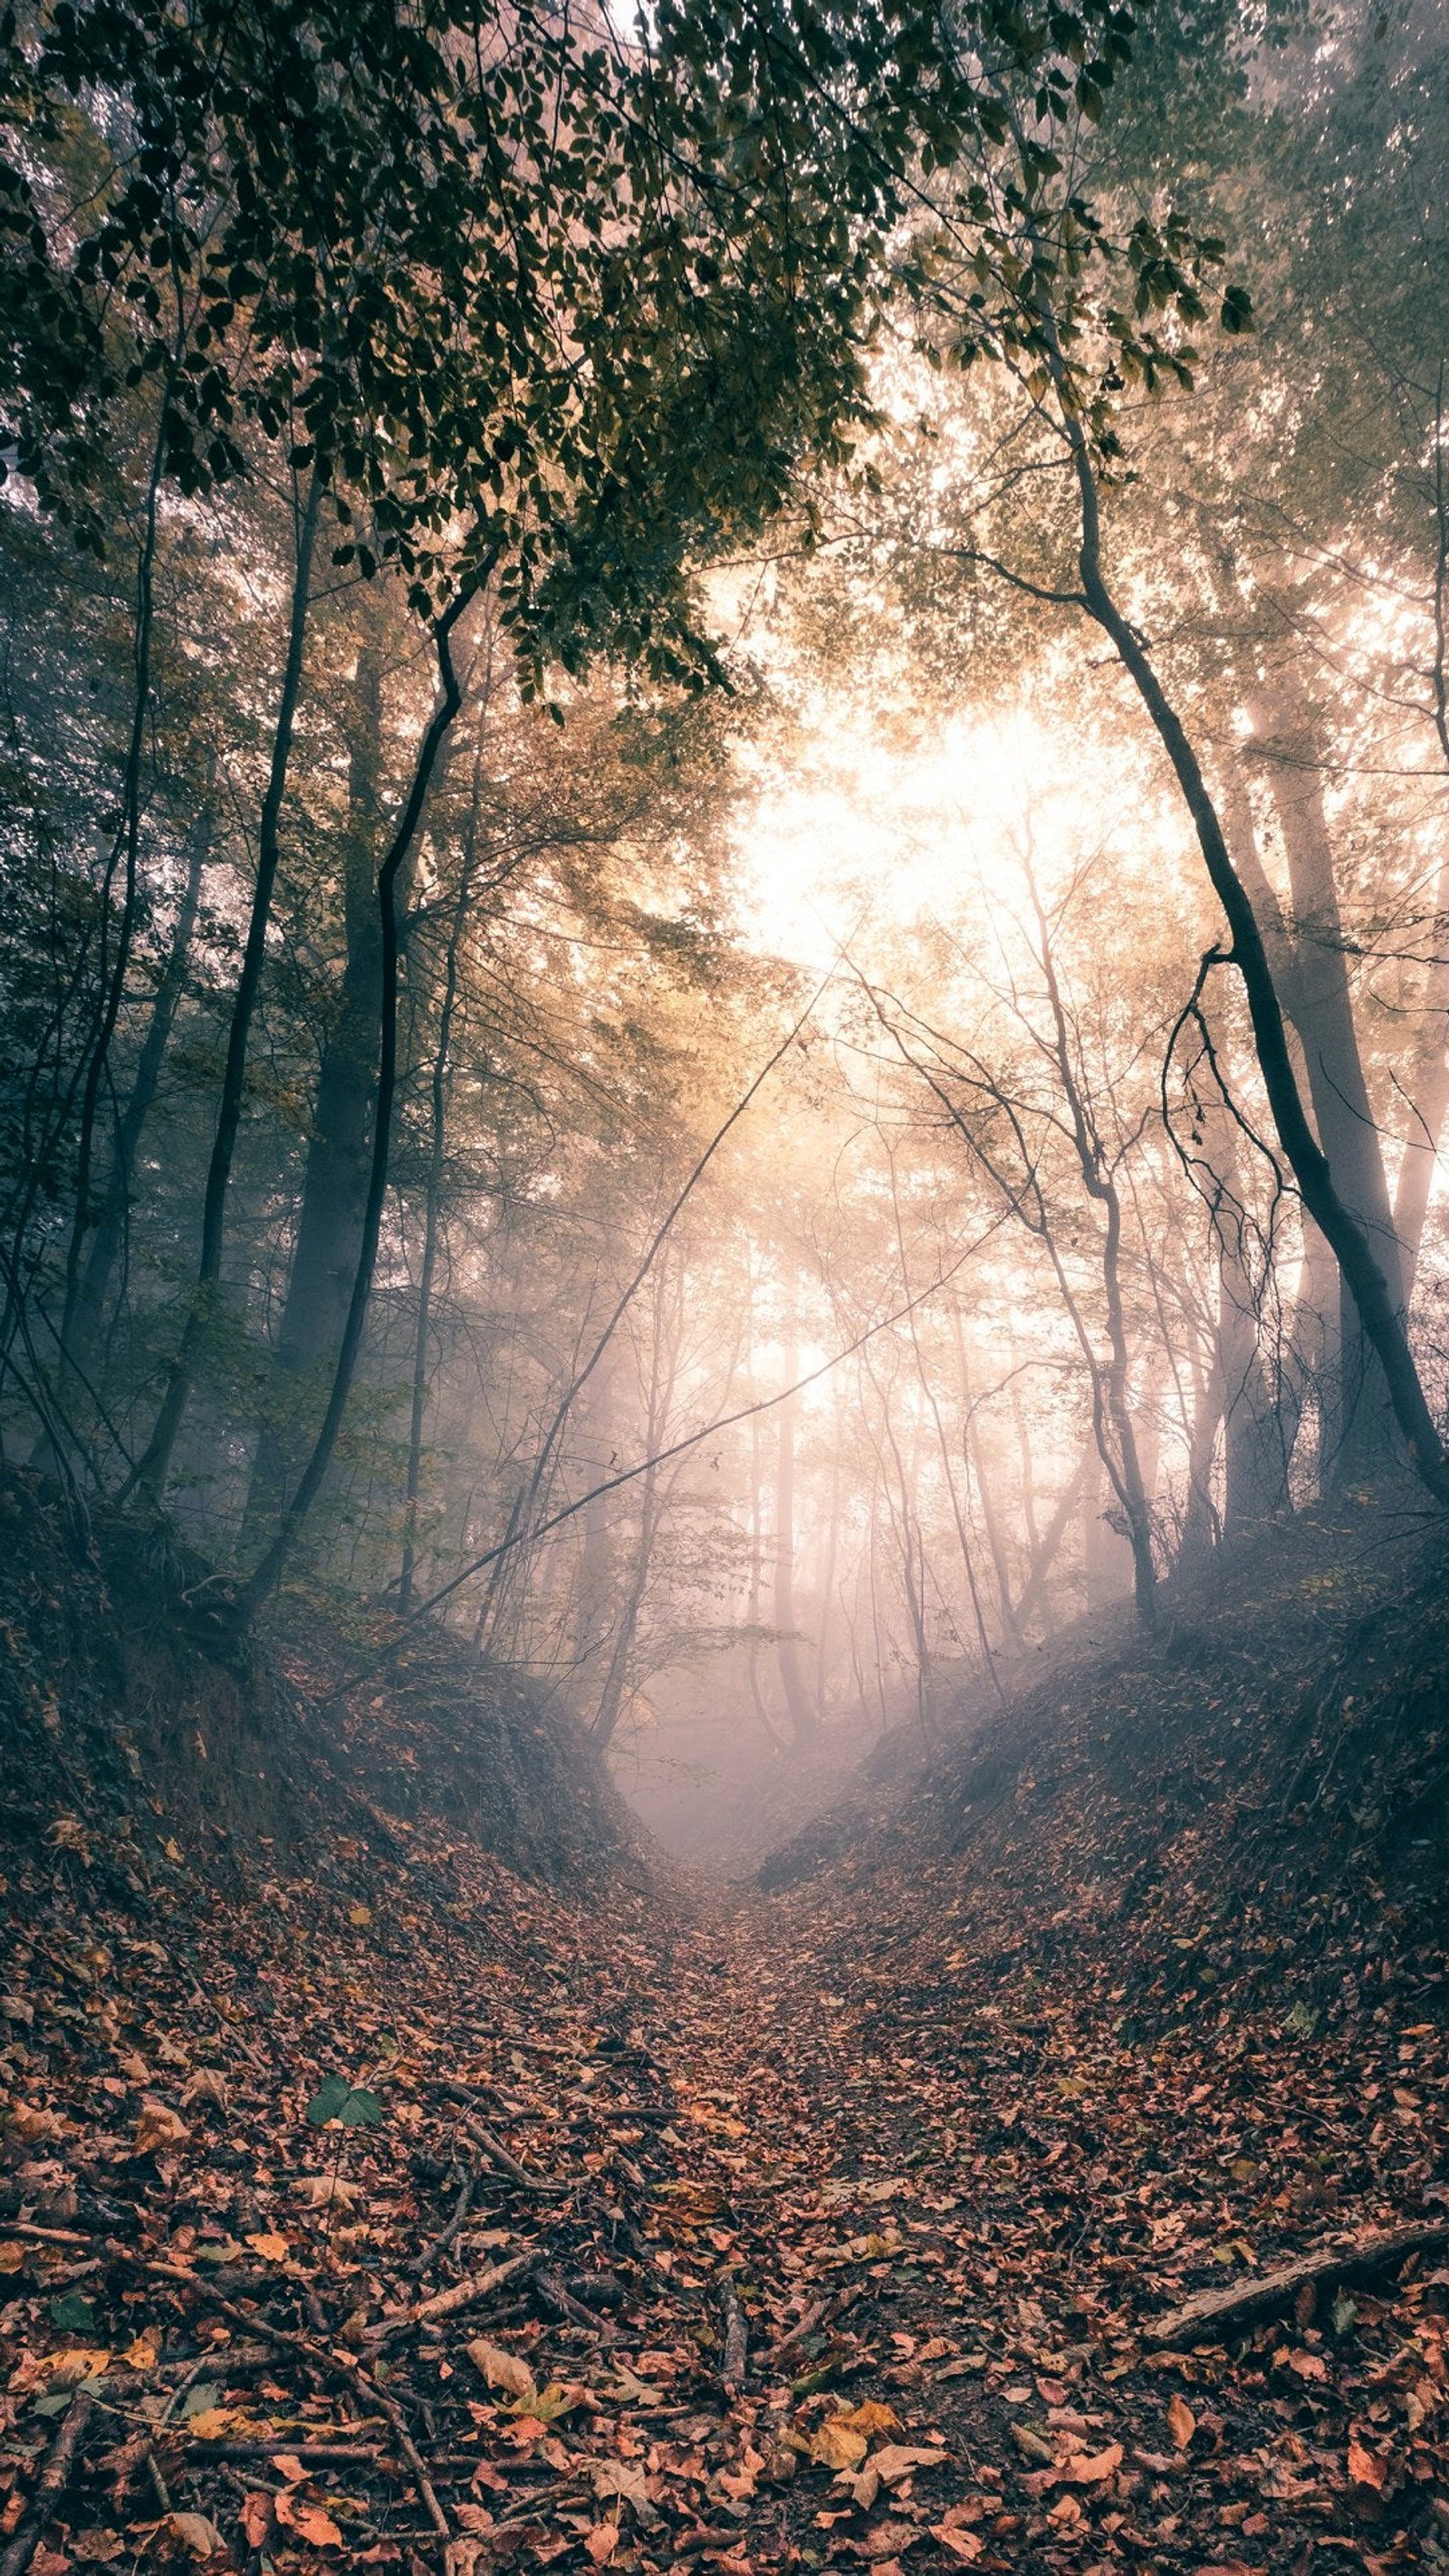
[949, 1302, 1022, 1651]
[1243, 666, 1403, 1483]
[245, 637, 387, 1533]
[1026, 865, 1157, 1627]
[72, 799, 210, 1368]
[1012, 1442, 1093, 1632]
[60, 407, 171, 1372]
[129, 471, 323, 1504]
[1065, 428, 1449, 1507]
[398, 819, 476, 1611]
[1391, 842, 1449, 1298]
[814, 1424, 841, 1728]
[773, 1314, 819, 1749]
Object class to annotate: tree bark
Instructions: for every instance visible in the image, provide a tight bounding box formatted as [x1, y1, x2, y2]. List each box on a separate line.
[773, 1317, 819, 1748]
[245, 636, 387, 1534]
[71, 799, 210, 1370]
[129, 471, 323, 1504]
[235, 573, 482, 1617]
[1243, 665, 1404, 1484]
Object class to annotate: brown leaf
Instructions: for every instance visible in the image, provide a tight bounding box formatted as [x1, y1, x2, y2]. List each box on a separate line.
[134, 2100, 188, 2155]
[466, 2339, 536, 2402]
[931, 2532, 984, 2566]
[239, 2495, 273, 2551]
[869, 2445, 948, 2488]
[583, 2524, 619, 2565]
[810, 2418, 868, 2471]
[166, 2513, 225, 2560]
[1060, 2441, 1122, 2486]
[1167, 2393, 1195, 2449]
[1347, 2437, 1387, 2492]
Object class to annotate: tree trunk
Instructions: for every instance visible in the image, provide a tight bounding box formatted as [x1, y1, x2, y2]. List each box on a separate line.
[773, 1322, 818, 1748]
[1064, 424, 1449, 1507]
[399, 803, 478, 1611]
[1390, 841, 1449, 1298]
[1243, 665, 1405, 1484]
[129, 471, 323, 1504]
[70, 798, 210, 1369]
[246, 639, 387, 1533]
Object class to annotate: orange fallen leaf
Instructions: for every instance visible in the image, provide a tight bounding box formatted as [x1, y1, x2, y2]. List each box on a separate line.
[1347, 2437, 1387, 2492]
[931, 2529, 984, 2564]
[1167, 2393, 1195, 2449]
[1060, 2442, 1123, 2486]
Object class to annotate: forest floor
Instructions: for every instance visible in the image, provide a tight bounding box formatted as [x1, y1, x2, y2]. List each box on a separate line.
[3, 1503, 1448, 2576]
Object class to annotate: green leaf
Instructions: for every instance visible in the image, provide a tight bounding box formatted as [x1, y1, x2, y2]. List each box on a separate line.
[306, 2071, 383, 2127]
[180, 2381, 224, 2420]
[338, 2087, 384, 2129]
[1331, 2291, 1358, 2337]
[305, 2072, 354, 2125]
[48, 2292, 95, 2331]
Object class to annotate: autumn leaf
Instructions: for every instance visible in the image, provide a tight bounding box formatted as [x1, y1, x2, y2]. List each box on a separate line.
[584, 2525, 619, 2566]
[245, 2230, 290, 2261]
[1347, 2436, 1388, 2491]
[810, 2417, 868, 2471]
[467, 2339, 537, 2402]
[166, 2513, 225, 2560]
[276, 2494, 344, 2549]
[868, 2445, 948, 2487]
[239, 2494, 273, 2550]
[1060, 2442, 1123, 2486]
[932, 2530, 984, 2565]
[1166, 2393, 1195, 2449]
[133, 2099, 188, 2154]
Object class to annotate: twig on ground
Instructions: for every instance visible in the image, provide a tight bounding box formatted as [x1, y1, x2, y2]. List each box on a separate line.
[721, 2275, 747, 2395]
[408, 2166, 476, 2280]
[0, 2387, 94, 2576]
[372, 2247, 537, 2343]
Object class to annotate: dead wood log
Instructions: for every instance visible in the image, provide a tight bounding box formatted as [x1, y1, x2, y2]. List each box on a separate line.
[1144, 2219, 1449, 2348]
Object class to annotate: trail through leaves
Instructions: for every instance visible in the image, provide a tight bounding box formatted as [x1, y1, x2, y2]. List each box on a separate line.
[2, 1799, 1447, 2576]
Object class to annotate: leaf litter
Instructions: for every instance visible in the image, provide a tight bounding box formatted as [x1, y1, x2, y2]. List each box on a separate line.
[2, 1673, 1448, 2576]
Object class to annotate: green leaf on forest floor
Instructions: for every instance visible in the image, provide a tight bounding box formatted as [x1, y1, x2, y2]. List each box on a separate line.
[306, 2072, 384, 2128]
[49, 2291, 95, 2330]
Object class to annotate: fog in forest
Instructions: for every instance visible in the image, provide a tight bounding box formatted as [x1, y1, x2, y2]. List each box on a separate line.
[3, 0, 1447, 1879]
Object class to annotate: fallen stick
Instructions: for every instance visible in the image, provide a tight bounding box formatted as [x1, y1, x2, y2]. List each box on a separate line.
[764, 2298, 829, 2367]
[535, 2263, 618, 2342]
[459, 2113, 564, 2198]
[0, 2387, 94, 2576]
[372, 2247, 537, 2344]
[408, 2167, 475, 2281]
[185, 2442, 386, 2466]
[721, 2276, 747, 2396]
[1145, 2219, 1449, 2348]
[0, 2222, 91, 2247]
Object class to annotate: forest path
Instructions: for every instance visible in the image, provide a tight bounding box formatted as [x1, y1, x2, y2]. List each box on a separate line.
[619, 1867, 1449, 2576]
[2, 1824, 1444, 2576]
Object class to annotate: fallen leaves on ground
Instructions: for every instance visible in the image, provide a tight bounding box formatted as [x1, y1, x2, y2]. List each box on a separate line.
[2, 1650, 1448, 2576]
